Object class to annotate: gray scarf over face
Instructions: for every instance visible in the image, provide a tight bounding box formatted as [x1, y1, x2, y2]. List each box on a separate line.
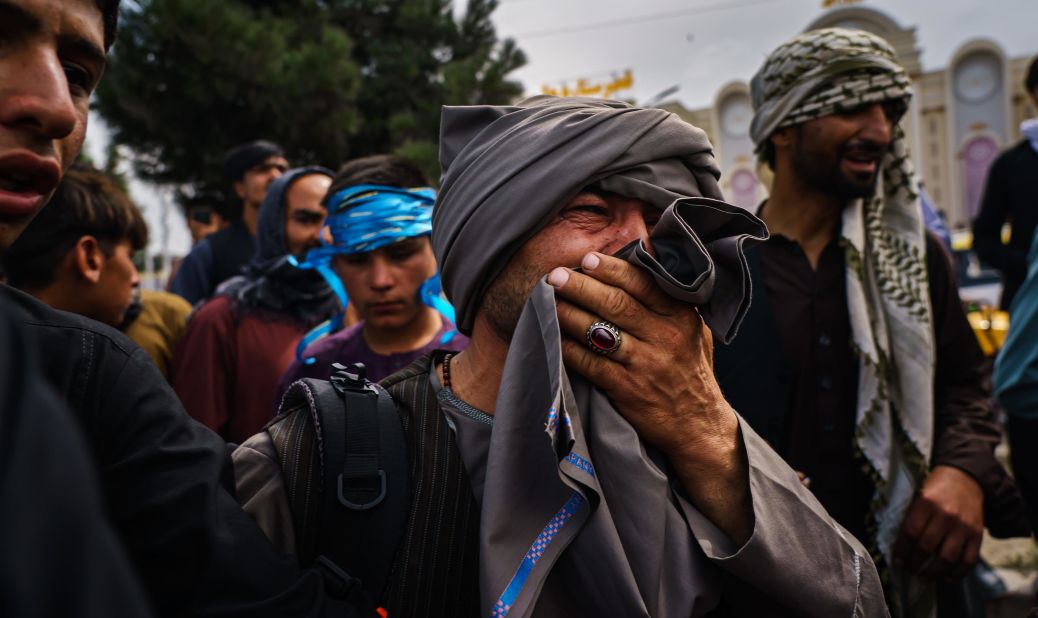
[434, 96, 768, 617]
[434, 95, 764, 342]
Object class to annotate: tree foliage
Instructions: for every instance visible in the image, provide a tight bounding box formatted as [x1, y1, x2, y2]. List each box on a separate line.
[95, 0, 526, 204]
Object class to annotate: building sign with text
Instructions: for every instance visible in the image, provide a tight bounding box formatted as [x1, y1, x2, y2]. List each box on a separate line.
[542, 70, 634, 99]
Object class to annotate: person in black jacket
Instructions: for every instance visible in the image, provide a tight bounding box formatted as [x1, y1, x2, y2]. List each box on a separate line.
[170, 141, 289, 304]
[972, 55, 1038, 309]
[0, 1, 362, 615]
[0, 300, 155, 618]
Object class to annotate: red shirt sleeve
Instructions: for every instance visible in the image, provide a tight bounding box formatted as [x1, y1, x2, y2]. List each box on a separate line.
[170, 296, 236, 437]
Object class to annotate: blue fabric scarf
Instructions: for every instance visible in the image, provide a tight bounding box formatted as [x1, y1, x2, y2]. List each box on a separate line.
[290, 184, 456, 363]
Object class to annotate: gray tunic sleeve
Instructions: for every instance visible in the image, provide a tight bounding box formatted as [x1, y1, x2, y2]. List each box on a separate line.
[232, 432, 298, 557]
[677, 416, 889, 617]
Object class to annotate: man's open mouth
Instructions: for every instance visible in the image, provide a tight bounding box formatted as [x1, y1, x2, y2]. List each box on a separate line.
[0, 171, 41, 194]
[0, 152, 62, 218]
[0, 152, 62, 195]
[842, 150, 881, 175]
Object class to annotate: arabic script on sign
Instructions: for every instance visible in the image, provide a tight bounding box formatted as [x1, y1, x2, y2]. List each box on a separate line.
[542, 69, 634, 99]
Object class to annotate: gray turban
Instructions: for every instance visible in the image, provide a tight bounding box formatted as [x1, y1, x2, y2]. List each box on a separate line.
[433, 95, 758, 340]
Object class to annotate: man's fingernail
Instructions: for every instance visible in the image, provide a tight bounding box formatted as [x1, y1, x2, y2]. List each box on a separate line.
[548, 268, 570, 287]
[582, 253, 600, 271]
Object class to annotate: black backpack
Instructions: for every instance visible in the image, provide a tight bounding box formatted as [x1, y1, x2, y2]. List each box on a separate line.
[265, 363, 410, 615]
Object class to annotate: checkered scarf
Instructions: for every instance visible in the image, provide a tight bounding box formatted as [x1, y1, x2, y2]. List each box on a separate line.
[751, 28, 936, 618]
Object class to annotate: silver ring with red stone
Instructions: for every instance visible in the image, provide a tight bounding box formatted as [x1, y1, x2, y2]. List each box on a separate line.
[585, 320, 622, 355]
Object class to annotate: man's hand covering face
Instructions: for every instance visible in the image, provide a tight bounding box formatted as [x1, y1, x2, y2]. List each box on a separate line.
[434, 95, 761, 338]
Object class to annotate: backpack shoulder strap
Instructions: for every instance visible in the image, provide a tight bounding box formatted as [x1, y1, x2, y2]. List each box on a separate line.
[270, 364, 410, 607]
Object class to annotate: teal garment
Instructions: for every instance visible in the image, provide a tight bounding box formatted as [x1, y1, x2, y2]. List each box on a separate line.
[995, 226, 1038, 418]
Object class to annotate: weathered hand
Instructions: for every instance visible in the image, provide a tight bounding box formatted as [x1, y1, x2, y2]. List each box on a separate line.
[548, 251, 752, 543]
[893, 465, 984, 580]
[548, 251, 733, 459]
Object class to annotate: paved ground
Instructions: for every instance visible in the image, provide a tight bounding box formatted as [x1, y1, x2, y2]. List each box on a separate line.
[955, 432, 1038, 616]
[982, 441, 1036, 616]
[984, 532, 1036, 615]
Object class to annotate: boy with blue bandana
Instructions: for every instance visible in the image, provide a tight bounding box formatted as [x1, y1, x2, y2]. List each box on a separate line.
[276, 155, 466, 403]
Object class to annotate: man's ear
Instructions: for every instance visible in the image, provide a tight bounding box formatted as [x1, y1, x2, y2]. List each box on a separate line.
[71, 236, 106, 284]
[770, 127, 795, 150]
[233, 180, 247, 199]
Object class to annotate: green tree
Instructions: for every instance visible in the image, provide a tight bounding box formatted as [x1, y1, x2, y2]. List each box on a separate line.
[96, 0, 361, 204]
[327, 0, 526, 177]
[95, 0, 525, 203]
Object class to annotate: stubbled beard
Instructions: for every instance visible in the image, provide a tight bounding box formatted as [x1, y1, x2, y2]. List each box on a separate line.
[792, 130, 883, 201]
[480, 259, 545, 344]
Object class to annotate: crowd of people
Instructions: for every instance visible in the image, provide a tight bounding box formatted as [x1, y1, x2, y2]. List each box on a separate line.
[2, 1, 1038, 617]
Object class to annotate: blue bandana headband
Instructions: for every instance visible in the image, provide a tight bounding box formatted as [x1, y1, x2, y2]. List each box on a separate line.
[290, 184, 456, 364]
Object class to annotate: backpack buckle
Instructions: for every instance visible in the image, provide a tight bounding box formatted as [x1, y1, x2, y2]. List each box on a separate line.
[338, 469, 387, 510]
[316, 556, 381, 614]
[316, 555, 363, 597]
[330, 362, 369, 393]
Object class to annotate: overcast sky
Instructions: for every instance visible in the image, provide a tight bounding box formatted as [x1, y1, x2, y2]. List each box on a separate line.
[90, 0, 1038, 262]
[494, 0, 1038, 109]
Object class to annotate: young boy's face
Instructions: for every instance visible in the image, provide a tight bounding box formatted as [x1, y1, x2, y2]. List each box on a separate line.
[333, 236, 438, 331]
[0, 0, 107, 249]
[84, 239, 140, 327]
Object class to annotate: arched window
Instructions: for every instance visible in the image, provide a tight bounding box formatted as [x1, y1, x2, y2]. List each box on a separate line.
[961, 135, 999, 221]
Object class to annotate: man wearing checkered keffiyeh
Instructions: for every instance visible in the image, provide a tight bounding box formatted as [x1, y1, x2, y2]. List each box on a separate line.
[713, 27, 1030, 617]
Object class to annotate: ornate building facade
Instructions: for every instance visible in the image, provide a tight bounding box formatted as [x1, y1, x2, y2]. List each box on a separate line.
[660, 6, 1035, 230]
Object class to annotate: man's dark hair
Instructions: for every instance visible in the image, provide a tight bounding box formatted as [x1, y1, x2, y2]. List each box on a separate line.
[1026, 55, 1038, 95]
[5, 165, 147, 290]
[97, 0, 120, 50]
[326, 155, 430, 204]
[182, 190, 237, 221]
[223, 140, 285, 183]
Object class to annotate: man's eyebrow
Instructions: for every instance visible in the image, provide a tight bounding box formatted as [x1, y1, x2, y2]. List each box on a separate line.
[571, 188, 610, 200]
[60, 36, 107, 72]
[0, 0, 107, 71]
[0, 0, 42, 35]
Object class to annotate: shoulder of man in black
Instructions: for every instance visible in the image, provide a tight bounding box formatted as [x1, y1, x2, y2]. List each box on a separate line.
[991, 140, 1036, 178]
[1006, 139, 1038, 161]
[3, 284, 145, 408]
[208, 218, 253, 245]
[207, 219, 254, 262]
[1, 284, 362, 617]
[987, 139, 1038, 189]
